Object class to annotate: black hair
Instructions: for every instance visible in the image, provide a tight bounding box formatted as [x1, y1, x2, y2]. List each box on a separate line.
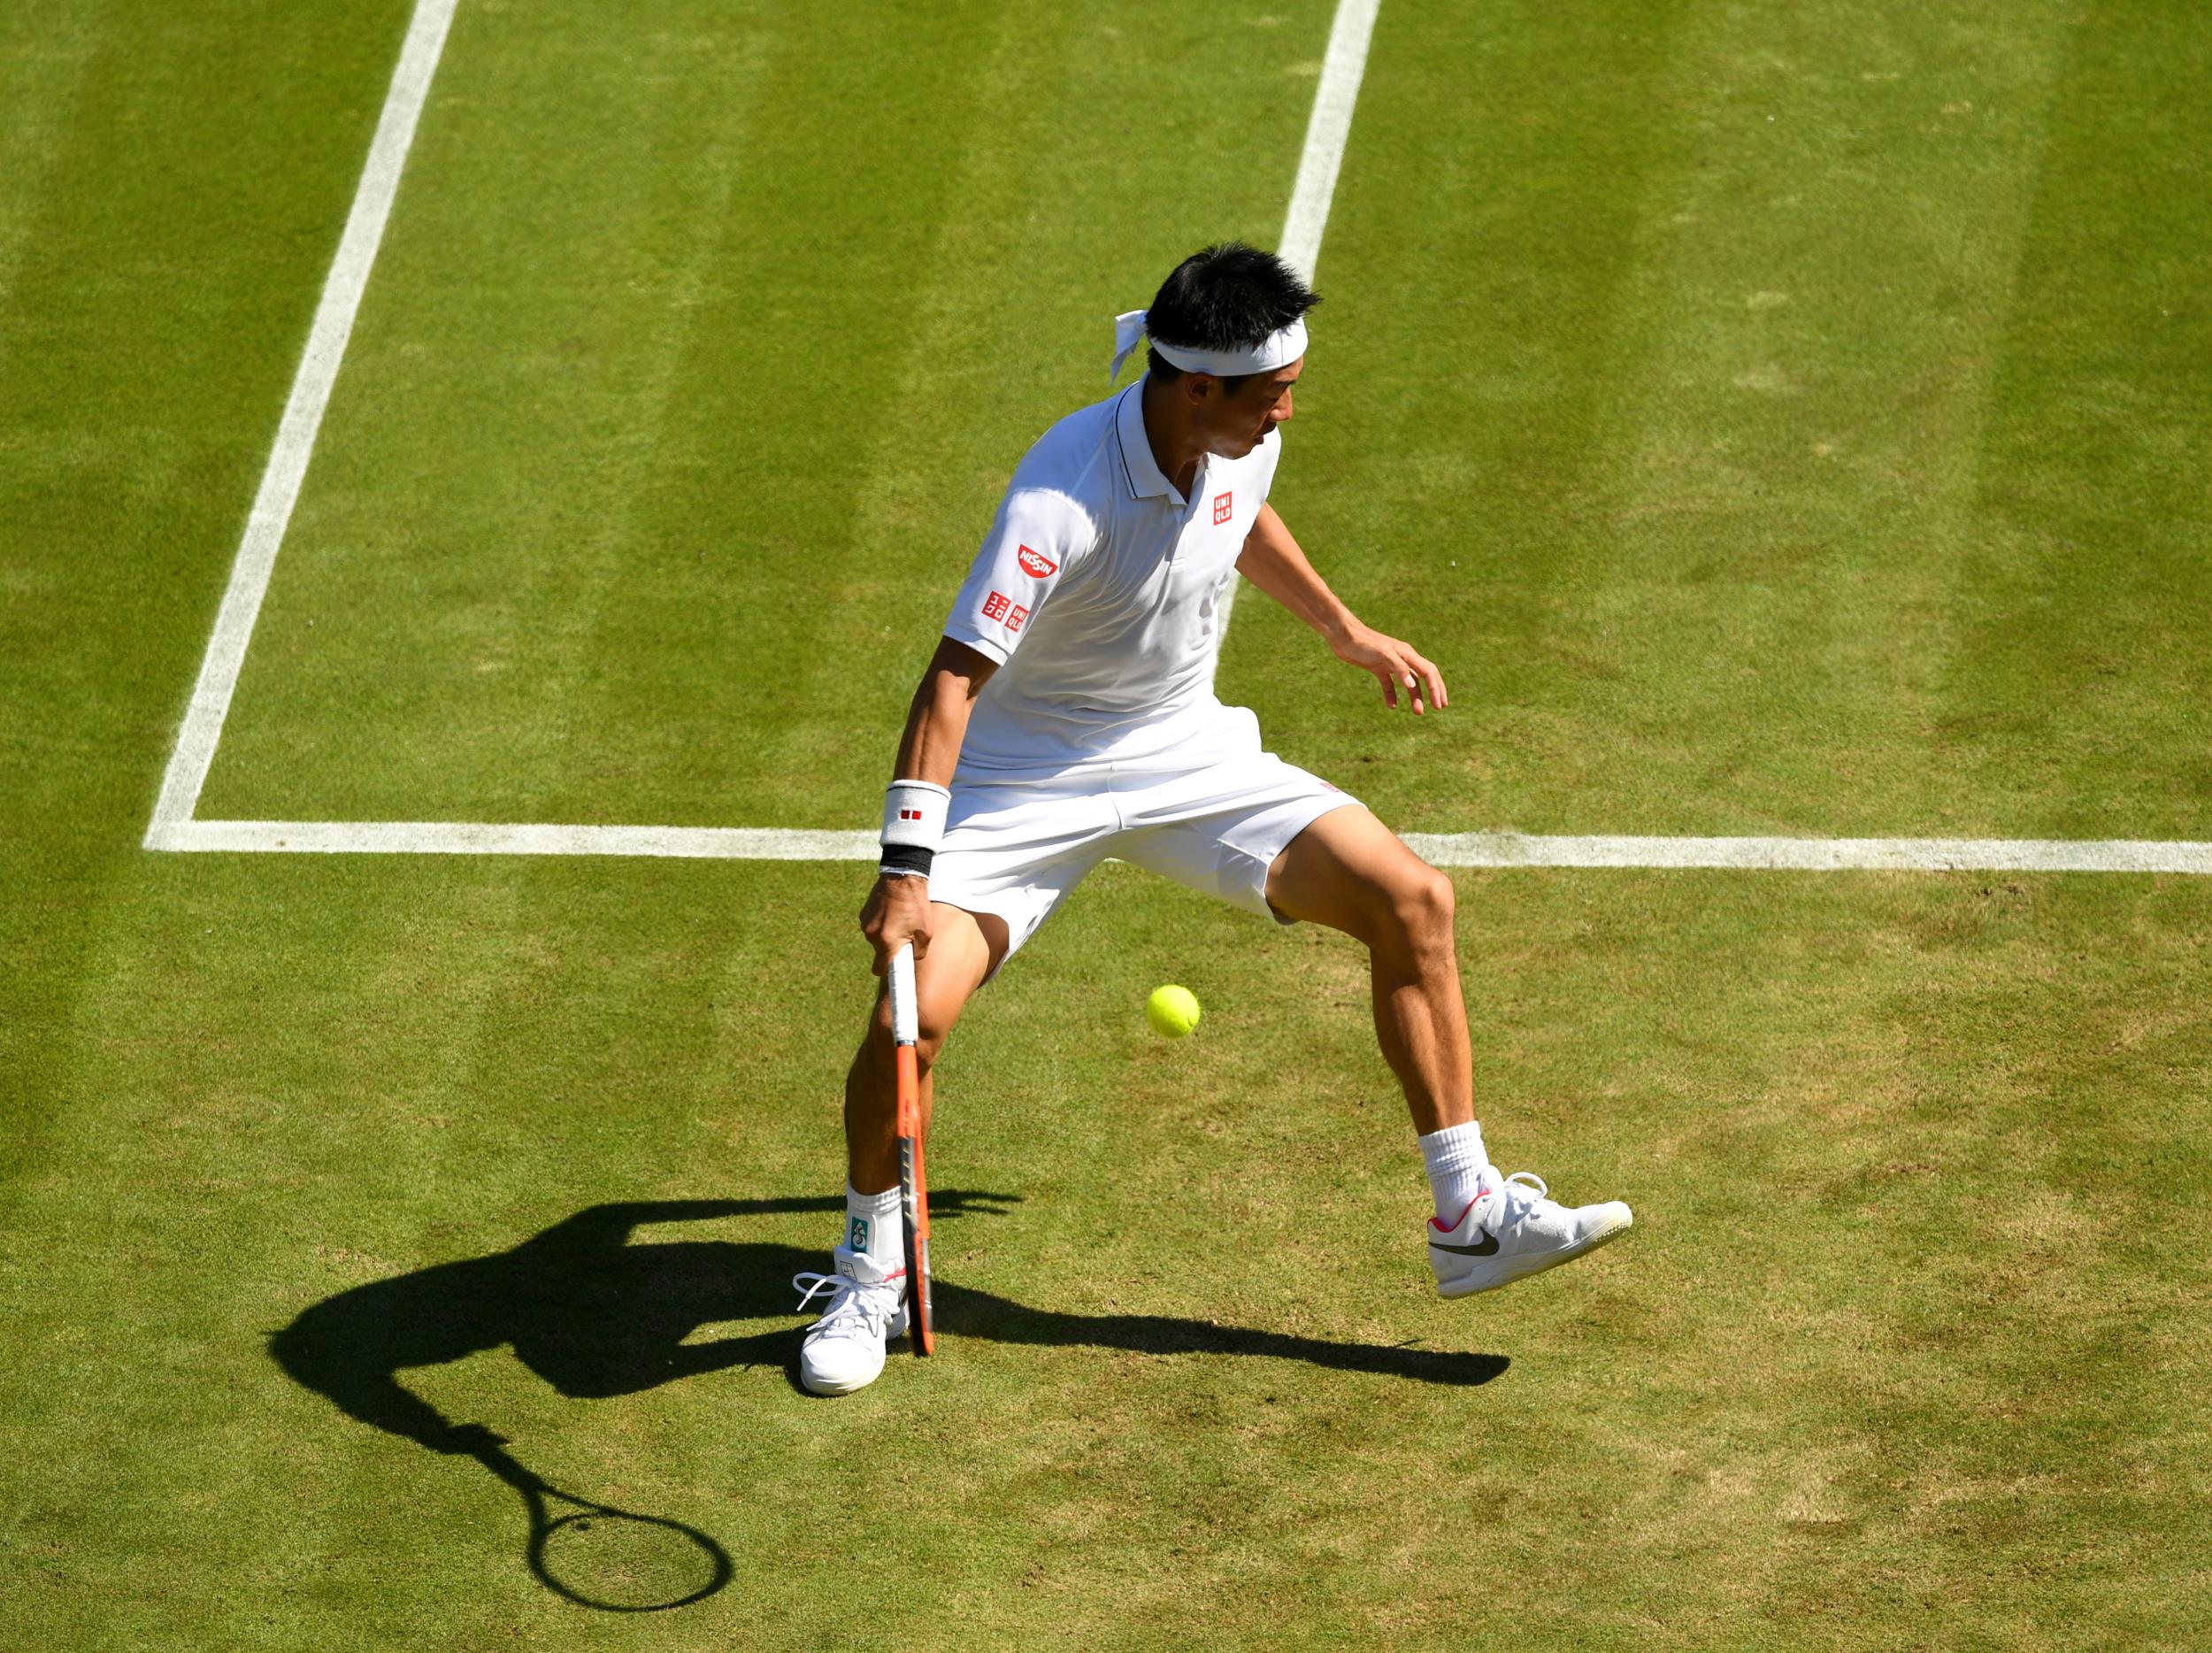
[1144, 242, 1319, 392]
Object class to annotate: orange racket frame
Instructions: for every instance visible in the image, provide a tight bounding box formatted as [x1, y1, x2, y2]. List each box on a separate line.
[889, 943, 934, 1355]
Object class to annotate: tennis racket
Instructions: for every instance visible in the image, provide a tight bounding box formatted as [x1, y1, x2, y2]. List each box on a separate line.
[888, 942, 935, 1355]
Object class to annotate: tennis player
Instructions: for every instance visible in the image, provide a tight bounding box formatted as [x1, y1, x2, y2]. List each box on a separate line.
[795, 244, 1632, 1395]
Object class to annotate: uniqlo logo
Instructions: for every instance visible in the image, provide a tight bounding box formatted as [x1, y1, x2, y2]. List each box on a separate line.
[1212, 491, 1233, 525]
[1016, 544, 1058, 579]
[1007, 604, 1030, 633]
[982, 590, 1011, 622]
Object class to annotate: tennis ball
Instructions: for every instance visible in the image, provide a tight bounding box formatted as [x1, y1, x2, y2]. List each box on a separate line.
[1146, 984, 1201, 1038]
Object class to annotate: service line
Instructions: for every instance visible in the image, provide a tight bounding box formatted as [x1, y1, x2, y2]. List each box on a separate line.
[157, 820, 2212, 873]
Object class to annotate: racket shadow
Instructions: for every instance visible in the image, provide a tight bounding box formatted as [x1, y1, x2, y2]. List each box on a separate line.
[468, 1436, 732, 1612]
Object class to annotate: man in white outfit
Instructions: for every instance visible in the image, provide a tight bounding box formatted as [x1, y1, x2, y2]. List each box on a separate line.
[795, 244, 1632, 1395]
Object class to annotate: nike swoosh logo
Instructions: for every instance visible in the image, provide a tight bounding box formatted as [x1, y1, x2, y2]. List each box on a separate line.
[1429, 1233, 1499, 1257]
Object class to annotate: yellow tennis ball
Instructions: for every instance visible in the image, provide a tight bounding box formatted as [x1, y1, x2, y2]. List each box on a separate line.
[1147, 984, 1201, 1039]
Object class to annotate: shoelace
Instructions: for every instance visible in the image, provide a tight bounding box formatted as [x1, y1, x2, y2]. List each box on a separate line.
[792, 1271, 900, 1342]
[1490, 1171, 1550, 1230]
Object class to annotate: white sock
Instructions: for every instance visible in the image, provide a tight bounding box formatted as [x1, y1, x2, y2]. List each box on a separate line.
[1419, 1122, 1488, 1226]
[843, 1182, 902, 1269]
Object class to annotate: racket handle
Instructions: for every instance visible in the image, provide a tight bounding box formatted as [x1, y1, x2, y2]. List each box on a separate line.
[888, 942, 919, 1045]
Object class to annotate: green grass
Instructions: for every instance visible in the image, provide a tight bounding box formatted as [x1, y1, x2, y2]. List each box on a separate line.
[1242, 0, 2211, 839]
[3, 0, 2209, 1647]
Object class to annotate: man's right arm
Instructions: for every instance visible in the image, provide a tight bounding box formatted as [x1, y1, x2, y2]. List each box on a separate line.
[858, 637, 998, 973]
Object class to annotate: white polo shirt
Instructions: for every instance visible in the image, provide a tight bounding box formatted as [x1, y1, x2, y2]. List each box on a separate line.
[943, 381, 1283, 776]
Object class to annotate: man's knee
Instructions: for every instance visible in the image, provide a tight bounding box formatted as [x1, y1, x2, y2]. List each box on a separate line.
[1380, 865, 1456, 963]
[863, 985, 959, 1070]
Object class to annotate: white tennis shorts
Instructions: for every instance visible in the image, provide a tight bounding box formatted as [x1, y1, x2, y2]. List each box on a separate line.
[932, 714, 1360, 966]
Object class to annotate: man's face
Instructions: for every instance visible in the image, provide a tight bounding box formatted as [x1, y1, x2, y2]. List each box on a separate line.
[1195, 357, 1304, 459]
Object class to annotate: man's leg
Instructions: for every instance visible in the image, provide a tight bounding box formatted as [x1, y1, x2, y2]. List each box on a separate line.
[1263, 804, 1471, 1136]
[800, 902, 1007, 1395]
[1264, 805, 1632, 1296]
[843, 902, 1009, 1193]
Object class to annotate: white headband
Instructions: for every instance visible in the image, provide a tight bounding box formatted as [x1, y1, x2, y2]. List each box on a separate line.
[1110, 310, 1308, 383]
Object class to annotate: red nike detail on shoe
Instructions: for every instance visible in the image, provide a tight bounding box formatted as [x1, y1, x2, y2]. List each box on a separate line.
[1430, 1198, 1478, 1234]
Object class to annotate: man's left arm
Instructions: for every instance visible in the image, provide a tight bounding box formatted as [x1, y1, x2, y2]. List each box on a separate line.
[1236, 502, 1448, 714]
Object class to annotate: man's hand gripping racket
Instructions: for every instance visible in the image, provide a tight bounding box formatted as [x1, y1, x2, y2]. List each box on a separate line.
[888, 942, 935, 1355]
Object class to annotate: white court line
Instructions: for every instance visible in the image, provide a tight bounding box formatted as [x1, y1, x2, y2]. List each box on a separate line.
[168, 820, 871, 859]
[143, 0, 458, 849]
[1399, 834, 2212, 875]
[1213, 0, 1380, 647]
[159, 820, 2212, 873]
[1277, 0, 1380, 284]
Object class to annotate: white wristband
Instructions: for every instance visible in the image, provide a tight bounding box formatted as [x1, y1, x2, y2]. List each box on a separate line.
[881, 780, 949, 879]
[881, 780, 950, 852]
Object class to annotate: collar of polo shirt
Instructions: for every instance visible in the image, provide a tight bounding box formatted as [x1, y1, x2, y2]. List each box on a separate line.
[1113, 383, 1183, 502]
[1111, 380, 1276, 507]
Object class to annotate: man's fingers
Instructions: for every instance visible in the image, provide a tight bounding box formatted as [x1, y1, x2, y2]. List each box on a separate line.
[1412, 657, 1447, 711]
[1371, 649, 1448, 714]
[863, 873, 937, 974]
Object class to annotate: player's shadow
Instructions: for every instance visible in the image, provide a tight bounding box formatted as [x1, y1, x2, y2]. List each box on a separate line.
[270, 1195, 1505, 1608]
[270, 1196, 1011, 1452]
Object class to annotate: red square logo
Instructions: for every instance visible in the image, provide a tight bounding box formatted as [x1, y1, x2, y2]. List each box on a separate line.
[1007, 604, 1030, 633]
[1212, 491, 1233, 525]
[981, 590, 1011, 622]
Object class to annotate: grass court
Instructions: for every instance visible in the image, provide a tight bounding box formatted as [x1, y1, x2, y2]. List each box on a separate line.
[2, 0, 2208, 1645]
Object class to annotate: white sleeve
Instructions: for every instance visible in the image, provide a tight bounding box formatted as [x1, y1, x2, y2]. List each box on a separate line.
[942, 486, 1092, 665]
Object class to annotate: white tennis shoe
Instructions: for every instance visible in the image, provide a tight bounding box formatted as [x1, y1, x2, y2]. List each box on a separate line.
[795, 1246, 909, 1395]
[1427, 1168, 1632, 1298]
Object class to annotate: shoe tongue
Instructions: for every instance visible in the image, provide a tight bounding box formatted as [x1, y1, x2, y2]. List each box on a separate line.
[834, 1245, 896, 1287]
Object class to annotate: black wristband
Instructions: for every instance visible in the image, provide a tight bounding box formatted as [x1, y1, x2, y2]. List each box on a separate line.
[879, 844, 934, 878]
